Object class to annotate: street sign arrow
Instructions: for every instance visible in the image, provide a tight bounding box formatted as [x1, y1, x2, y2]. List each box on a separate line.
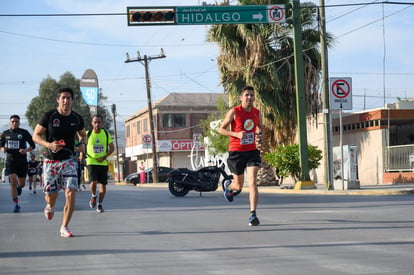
[252, 12, 263, 20]
[176, 5, 285, 25]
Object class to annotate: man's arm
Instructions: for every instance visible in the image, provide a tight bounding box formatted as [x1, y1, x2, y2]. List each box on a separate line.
[0, 132, 5, 153]
[218, 108, 244, 140]
[255, 115, 265, 142]
[32, 124, 64, 153]
[95, 131, 115, 163]
[20, 130, 35, 155]
[106, 142, 115, 158]
[25, 129, 36, 150]
[76, 129, 87, 161]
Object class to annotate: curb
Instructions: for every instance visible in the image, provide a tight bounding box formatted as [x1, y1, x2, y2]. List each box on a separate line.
[114, 182, 414, 196]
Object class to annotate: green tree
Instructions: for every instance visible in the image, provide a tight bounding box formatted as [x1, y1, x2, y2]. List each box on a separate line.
[264, 144, 322, 181]
[26, 71, 112, 131]
[208, 0, 332, 185]
[200, 95, 229, 155]
[208, 0, 332, 146]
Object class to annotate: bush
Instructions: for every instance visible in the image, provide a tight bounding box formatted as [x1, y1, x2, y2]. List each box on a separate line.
[264, 144, 322, 181]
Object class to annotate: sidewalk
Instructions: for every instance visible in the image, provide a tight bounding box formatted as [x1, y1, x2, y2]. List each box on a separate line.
[115, 181, 414, 195]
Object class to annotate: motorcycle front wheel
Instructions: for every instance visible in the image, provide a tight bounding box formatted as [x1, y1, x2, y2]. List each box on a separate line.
[168, 180, 190, 197]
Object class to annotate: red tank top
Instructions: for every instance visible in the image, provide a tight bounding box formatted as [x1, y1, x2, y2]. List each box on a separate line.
[228, 105, 260, 152]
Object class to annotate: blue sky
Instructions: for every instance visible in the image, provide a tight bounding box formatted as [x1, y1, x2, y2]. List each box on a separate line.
[1, 0, 414, 129]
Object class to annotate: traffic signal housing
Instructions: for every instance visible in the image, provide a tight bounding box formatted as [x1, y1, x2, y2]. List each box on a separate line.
[127, 7, 176, 26]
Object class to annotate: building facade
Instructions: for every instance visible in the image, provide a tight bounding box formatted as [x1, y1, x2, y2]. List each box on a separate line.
[124, 93, 225, 174]
[307, 102, 414, 186]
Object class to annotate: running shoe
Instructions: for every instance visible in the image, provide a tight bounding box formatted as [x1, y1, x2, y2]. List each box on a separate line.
[60, 227, 74, 238]
[13, 204, 21, 213]
[233, 189, 241, 197]
[89, 196, 97, 208]
[248, 214, 260, 226]
[96, 204, 104, 213]
[223, 180, 234, 202]
[16, 186, 22, 196]
[44, 205, 54, 220]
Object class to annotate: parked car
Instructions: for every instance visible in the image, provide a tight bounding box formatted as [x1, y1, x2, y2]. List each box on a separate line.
[124, 172, 140, 184]
[125, 166, 173, 184]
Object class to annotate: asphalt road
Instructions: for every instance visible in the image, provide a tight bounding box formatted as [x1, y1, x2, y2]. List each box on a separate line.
[1, 182, 414, 275]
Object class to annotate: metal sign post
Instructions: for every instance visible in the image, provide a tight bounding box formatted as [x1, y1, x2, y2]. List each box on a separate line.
[330, 77, 352, 190]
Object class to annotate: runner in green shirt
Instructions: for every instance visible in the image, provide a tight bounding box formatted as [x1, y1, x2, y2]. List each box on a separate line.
[86, 114, 114, 213]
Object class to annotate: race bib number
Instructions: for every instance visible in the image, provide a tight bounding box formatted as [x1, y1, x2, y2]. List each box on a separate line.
[240, 132, 254, 145]
[93, 144, 104, 153]
[29, 168, 37, 173]
[7, 140, 19, 149]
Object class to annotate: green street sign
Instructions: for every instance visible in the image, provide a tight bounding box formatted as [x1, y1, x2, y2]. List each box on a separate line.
[127, 5, 286, 26]
[176, 5, 285, 25]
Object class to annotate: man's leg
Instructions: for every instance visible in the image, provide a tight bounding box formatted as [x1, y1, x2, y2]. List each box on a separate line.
[98, 183, 106, 204]
[8, 174, 18, 199]
[246, 166, 259, 212]
[8, 173, 20, 212]
[45, 192, 59, 208]
[89, 181, 98, 208]
[32, 175, 37, 193]
[44, 191, 58, 220]
[62, 188, 76, 228]
[246, 166, 260, 226]
[96, 183, 106, 213]
[231, 173, 244, 192]
[90, 181, 97, 196]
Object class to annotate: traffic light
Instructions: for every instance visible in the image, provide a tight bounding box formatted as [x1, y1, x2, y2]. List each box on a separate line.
[127, 7, 176, 26]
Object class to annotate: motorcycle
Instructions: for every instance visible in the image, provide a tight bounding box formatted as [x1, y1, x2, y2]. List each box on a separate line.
[167, 164, 233, 197]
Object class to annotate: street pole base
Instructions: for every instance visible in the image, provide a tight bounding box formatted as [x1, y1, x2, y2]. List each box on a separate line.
[294, 180, 315, 190]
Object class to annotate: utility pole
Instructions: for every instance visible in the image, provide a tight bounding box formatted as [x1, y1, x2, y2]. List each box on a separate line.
[291, 0, 311, 186]
[125, 49, 166, 182]
[111, 104, 121, 183]
[319, 0, 333, 189]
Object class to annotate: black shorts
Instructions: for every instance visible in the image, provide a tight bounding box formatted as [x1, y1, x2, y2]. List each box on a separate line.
[28, 168, 38, 177]
[6, 158, 28, 178]
[88, 165, 108, 185]
[227, 149, 261, 175]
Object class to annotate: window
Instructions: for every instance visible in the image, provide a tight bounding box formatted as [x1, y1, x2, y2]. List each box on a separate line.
[143, 118, 148, 132]
[126, 125, 130, 138]
[137, 121, 141, 134]
[163, 114, 186, 128]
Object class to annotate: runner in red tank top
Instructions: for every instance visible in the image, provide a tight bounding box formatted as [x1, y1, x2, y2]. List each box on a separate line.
[218, 86, 264, 226]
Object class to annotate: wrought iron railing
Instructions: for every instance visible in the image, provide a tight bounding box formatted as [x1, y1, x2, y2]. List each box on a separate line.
[384, 145, 414, 172]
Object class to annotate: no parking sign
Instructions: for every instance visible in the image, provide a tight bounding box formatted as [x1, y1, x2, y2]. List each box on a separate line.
[142, 134, 152, 149]
[329, 77, 352, 110]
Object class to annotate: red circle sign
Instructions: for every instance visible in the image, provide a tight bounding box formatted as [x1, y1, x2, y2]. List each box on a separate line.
[268, 6, 285, 22]
[143, 134, 152, 145]
[331, 79, 351, 99]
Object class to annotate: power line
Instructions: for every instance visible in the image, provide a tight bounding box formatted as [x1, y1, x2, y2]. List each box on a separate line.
[337, 5, 413, 38]
[1, 2, 413, 17]
[321, 1, 414, 8]
[1, 2, 412, 49]
[0, 29, 211, 48]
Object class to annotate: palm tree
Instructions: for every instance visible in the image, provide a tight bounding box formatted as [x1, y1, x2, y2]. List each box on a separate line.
[208, 0, 332, 185]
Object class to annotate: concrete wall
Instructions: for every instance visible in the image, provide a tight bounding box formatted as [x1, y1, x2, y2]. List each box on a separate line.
[307, 113, 385, 186]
